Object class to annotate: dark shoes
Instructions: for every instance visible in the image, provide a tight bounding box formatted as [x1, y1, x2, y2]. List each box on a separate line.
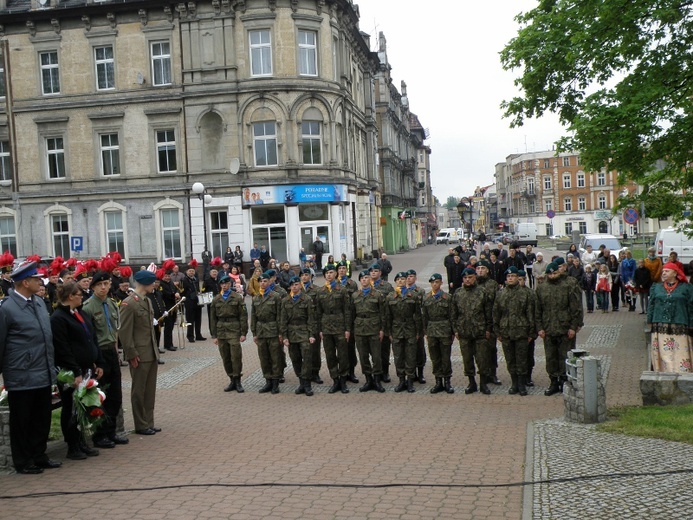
[311, 375, 323, 385]
[109, 435, 129, 445]
[416, 367, 426, 384]
[464, 376, 478, 395]
[157, 359, 165, 365]
[67, 450, 88, 460]
[381, 371, 391, 383]
[93, 438, 116, 449]
[135, 428, 156, 435]
[16, 465, 44, 474]
[165, 346, 178, 351]
[35, 458, 62, 469]
[224, 379, 237, 392]
[187, 337, 196, 343]
[195, 336, 207, 341]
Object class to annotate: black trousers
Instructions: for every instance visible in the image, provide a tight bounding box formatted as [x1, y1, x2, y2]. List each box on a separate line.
[163, 310, 177, 349]
[8, 386, 52, 469]
[185, 301, 203, 338]
[93, 347, 123, 441]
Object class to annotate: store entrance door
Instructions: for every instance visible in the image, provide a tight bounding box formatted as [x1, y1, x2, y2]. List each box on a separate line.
[301, 225, 330, 259]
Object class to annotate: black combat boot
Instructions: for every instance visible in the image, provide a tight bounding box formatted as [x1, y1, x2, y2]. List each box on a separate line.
[509, 374, 519, 395]
[417, 366, 426, 384]
[235, 377, 245, 393]
[259, 379, 272, 393]
[271, 379, 280, 394]
[381, 369, 391, 383]
[304, 380, 314, 397]
[544, 377, 561, 396]
[394, 376, 407, 393]
[464, 376, 478, 394]
[490, 369, 502, 385]
[374, 375, 386, 393]
[311, 374, 323, 385]
[430, 377, 444, 394]
[517, 375, 528, 396]
[224, 379, 236, 392]
[479, 375, 491, 395]
[359, 374, 374, 392]
[444, 377, 454, 394]
[558, 375, 567, 392]
[328, 379, 341, 394]
[526, 369, 534, 387]
[406, 377, 416, 393]
[340, 376, 350, 394]
[348, 370, 359, 384]
[295, 378, 306, 395]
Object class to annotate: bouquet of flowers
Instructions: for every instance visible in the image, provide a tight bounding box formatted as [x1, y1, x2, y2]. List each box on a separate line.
[57, 369, 106, 441]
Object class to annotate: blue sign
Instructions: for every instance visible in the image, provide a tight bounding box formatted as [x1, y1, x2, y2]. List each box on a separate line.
[623, 208, 639, 225]
[244, 184, 347, 205]
[70, 236, 83, 251]
[546, 210, 556, 219]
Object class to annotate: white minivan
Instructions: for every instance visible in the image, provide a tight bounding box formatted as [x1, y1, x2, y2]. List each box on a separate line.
[656, 227, 693, 267]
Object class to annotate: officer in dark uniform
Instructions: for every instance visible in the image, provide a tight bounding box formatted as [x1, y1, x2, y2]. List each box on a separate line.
[351, 270, 386, 393]
[251, 272, 284, 394]
[422, 273, 455, 394]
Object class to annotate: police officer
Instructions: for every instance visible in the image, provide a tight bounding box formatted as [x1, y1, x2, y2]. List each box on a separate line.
[386, 272, 423, 393]
[351, 270, 386, 393]
[251, 272, 284, 394]
[493, 266, 536, 396]
[280, 276, 317, 396]
[316, 264, 351, 394]
[369, 263, 394, 383]
[452, 267, 494, 395]
[210, 274, 248, 393]
[536, 263, 582, 395]
[405, 269, 428, 384]
[422, 274, 455, 394]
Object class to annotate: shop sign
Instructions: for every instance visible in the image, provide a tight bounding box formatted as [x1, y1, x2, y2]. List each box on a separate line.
[243, 184, 347, 205]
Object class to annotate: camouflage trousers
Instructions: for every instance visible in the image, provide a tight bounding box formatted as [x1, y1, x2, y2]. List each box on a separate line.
[501, 338, 529, 376]
[427, 336, 453, 378]
[459, 337, 491, 377]
[355, 335, 382, 376]
[288, 341, 312, 380]
[322, 333, 349, 379]
[217, 335, 243, 378]
[544, 334, 572, 379]
[392, 335, 417, 378]
[257, 337, 283, 379]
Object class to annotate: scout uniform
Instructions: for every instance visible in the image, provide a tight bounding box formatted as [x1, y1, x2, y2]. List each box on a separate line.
[422, 273, 455, 394]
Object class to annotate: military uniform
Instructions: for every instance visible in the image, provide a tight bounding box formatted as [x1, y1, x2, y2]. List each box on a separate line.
[339, 273, 360, 382]
[422, 288, 454, 393]
[279, 290, 317, 395]
[351, 287, 386, 391]
[407, 283, 428, 383]
[301, 280, 323, 383]
[385, 287, 423, 392]
[477, 274, 501, 384]
[372, 277, 394, 381]
[210, 289, 248, 391]
[316, 281, 351, 392]
[251, 288, 284, 393]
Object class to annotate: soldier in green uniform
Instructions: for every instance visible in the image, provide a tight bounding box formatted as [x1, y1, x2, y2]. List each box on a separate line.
[210, 274, 248, 393]
[535, 263, 582, 396]
[476, 260, 502, 385]
[422, 273, 455, 394]
[279, 276, 317, 396]
[316, 264, 352, 394]
[518, 270, 537, 386]
[405, 269, 428, 384]
[337, 261, 360, 383]
[554, 256, 585, 355]
[251, 272, 284, 394]
[386, 272, 424, 393]
[452, 267, 494, 395]
[369, 264, 394, 382]
[493, 266, 536, 396]
[351, 270, 386, 393]
[266, 269, 288, 381]
[300, 267, 323, 385]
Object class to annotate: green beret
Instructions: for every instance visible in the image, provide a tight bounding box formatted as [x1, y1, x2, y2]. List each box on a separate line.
[358, 270, 371, 280]
[260, 272, 271, 280]
[554, 257, 565, 266]
[134, 270, 156, 285]
[545, 262, 559, 274]
[369, 263, 381, 271]
[324, 263, 337, 273]
[428, 273, 443, 282]
[406, 269, 417, 276]
[517, 270, 526, 277]
[462, 267, 477, 276]
[477, 260, 491, 269]
[218, 274, 231, 284]
[394, 271, 407, 281]
[289, 276, 301, 284]
[300, 268, 312, 275]
[505, 266, 519, 276]
[337, 261, 348, 268]
[266, 269, 277, 277]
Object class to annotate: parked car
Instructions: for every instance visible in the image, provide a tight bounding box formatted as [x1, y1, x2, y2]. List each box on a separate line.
[550, 234, 568, 240]
[578, 234, 624, 257]
[656, 227, 693, 271]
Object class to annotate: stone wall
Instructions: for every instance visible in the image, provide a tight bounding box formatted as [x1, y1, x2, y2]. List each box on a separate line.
[640, 371, 693, 405]
[564, 354, 607, 424]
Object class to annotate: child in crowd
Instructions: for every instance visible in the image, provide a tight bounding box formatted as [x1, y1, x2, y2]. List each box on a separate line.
[581, 264, 596, 313]
[596, 263, 612, 313]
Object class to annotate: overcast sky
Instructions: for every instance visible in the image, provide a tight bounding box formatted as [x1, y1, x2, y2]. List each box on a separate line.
[355, 0, 566, 204]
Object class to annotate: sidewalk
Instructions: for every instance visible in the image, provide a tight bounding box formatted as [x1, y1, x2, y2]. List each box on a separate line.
[0, 245, 685, 519]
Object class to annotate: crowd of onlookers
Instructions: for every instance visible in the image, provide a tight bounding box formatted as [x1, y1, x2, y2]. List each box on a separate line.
[443, 241, 671, 315]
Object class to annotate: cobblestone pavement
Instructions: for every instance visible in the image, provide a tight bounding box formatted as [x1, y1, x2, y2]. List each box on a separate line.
[0, 244, 682, 519]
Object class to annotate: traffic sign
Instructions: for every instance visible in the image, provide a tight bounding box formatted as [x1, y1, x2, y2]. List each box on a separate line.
[546, 210, 555, 219]
[70, 236, 83, 252]
[623, 208, 639, 225]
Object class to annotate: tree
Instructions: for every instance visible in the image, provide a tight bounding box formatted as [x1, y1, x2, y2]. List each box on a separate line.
[501, 1, 693, 223]
[444, 196, 460, 209]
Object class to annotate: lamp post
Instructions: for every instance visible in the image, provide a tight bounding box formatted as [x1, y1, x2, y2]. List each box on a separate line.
[457, 198, 473, 240]
[191, 182, 213, 253]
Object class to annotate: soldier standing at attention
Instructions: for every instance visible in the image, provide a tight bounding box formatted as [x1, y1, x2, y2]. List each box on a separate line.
[493, 267, 536, 396]
[517, 270, 537, 387]
[280, 276, 317, 396]
[251, 272, 284, 394]
[351, 270, 386, 393]
[405, 269, 428, 384]
[182, 260, 205, 343]
[554, 256, 585, 353]
[300, 267, 323, 386]
[337, 261, 360, 384]
[475, 260, 502, 385]
[535, 263, 582, 396]
[210, 274, 248, 393]
[120, 270, 161, 436]
[422, 273, 455, 394]
[452, 267, 494, 395]
[369, 263, 394, 383]
[386, 272, 423, 393]
[316, 265, 352, 394]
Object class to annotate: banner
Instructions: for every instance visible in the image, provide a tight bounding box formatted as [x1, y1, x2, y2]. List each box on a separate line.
[243, 184, 347, 205]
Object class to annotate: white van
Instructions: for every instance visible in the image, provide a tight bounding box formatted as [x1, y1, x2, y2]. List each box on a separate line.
[656, 227, 693, 266]
[514, 223, 538, 247]
[436, 228, 459, 244]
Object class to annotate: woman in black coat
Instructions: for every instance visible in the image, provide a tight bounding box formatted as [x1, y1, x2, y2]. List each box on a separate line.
[224, 247, 234, 265]
[51, 281, 104, 460]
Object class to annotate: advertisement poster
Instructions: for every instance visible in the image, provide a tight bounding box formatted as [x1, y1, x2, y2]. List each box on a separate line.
[243, 184, 347, 205]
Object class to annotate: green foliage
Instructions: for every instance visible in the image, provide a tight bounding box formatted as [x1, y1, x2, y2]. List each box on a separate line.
[597, 404, 693, 445]
[501, 1, 693, 223]
[444, 196, 459, 209]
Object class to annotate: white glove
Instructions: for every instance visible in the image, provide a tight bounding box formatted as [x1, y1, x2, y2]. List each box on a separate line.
[152, 319, 158, 327]
[163, 311, 169, 317]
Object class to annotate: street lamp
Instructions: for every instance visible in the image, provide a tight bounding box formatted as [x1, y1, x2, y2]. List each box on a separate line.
[191, 182, 213, 252]
[457, 198, 473, 239]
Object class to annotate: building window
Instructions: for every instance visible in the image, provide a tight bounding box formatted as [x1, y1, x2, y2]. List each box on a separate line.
[546, 223, 553, 236]
[543, 175, 552, 190]
[161, 208, 182, 259]
[577, 172, 585, 187]
[253, 121, 278, 166]
[598, 194, 607, 209]
[0, 141, 11, 182]
[597, 172, 606, 186]
[0, 216, 16, 257]
[250, 29, 272, 77]
[105, 211, 125, 256]
[0, 65, 5, 98]
[579, 222, 588, 233]
[95, 45, 115, 90]
[156, 130, 176, 173]
[298, 30, 318, 76]
[251, 206, 287, 261]
[545, 199, 553, 212]
[46, 137, 66, 179]
[210, 211, 229, 258]
[564, 197, 572, 211]
[302, 121, 321, 165]
[40, 51, 60, 95]
[528, 199, 536, 213]
[151, 41, 172, 86]
[563, 156, 570, 167]
[578, 196, 586, 211]
[563, 174, 571, 189]
[527, 177, 535, 195]
[565, 222, 573, 235]
[100, 133, 120, 176]
[51, 214, 70, 257]
[543, 159, 550, 169]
